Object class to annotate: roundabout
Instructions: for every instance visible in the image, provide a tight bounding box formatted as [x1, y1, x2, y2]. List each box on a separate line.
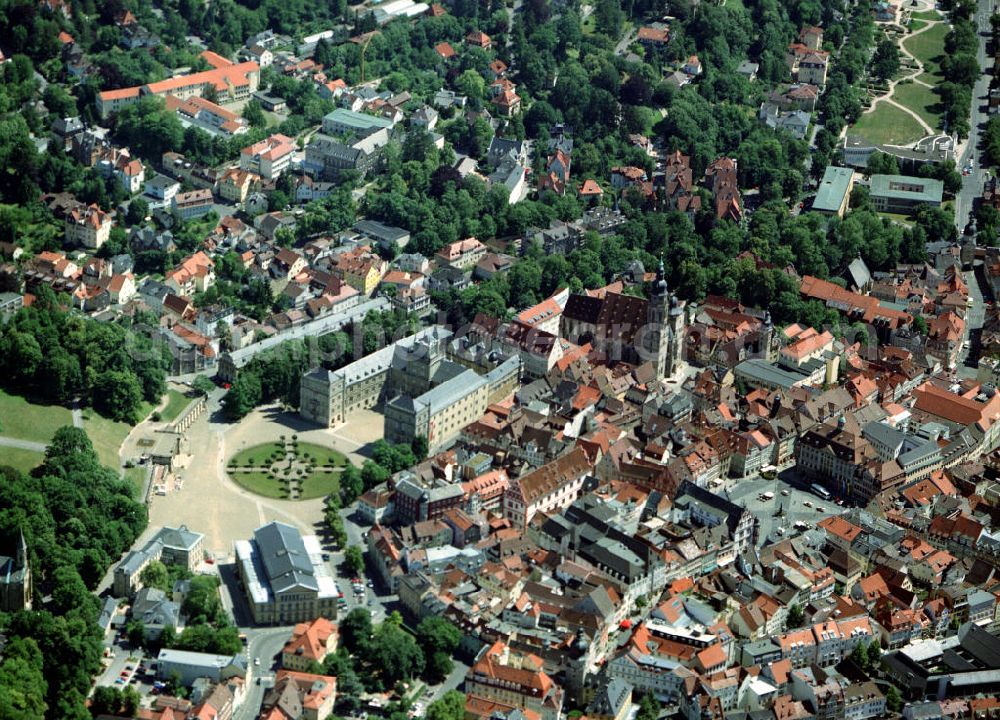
[226, 435, 349, 500]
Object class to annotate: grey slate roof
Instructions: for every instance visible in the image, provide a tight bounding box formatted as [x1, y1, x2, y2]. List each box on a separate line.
[133, 587, 182, 627]
[151, 524, 203, 552]
[254, 521, 318, 593]
[587, 679, 633, 717]
[846, 256, 872, 289]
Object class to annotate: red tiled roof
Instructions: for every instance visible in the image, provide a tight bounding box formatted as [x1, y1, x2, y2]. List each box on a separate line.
[637, 26, 669, 42]
[199, 50, 234, 69]
[434, 41, 456, 59]
[283, 618, 337, 662]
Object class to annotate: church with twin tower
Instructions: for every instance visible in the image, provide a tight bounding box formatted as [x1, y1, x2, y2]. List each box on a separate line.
[645, 259, 687, 380]
[560, 259, 688, 381]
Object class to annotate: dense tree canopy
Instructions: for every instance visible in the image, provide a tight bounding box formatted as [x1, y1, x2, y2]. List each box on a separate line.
[0, 287, 167, 421]
[0, 426, 147, 717]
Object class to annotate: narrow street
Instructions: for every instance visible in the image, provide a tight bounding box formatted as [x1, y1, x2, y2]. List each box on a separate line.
[235, 628, 295, 720]
[958, 270, 987, 378]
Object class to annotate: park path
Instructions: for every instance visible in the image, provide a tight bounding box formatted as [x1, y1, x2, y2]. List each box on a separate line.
[0, 436, 47, 452]
[851, 16, 942, 137]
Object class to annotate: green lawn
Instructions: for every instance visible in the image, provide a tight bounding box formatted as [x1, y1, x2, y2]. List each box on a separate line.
[230, 442, 285, 467]
[910, 9, 942, 21]
[0, 447, 45, 475]
[295, 442, 349, 467]
[893, 82, 941, 129]
[0, 389, 73, 443]
[299, 470, 342, 500]
[124, 465, 148, 498]
[851, 103, 927, 145]
[159, 389, 193, 424]
[880, 212, 916, 226]
[228, 440, 348, 499]
[230, 471, 288, 499]
[230, 468, 341, 500]
[82, 402, 154, 471]
[903, 22, 948, 79]
[908, 18, 927, 32]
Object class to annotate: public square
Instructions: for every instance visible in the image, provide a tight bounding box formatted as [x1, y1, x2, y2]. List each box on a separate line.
[725, 470, 843, 545]
[147, 396, 385, 558]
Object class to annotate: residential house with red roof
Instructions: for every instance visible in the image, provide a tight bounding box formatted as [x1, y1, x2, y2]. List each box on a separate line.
[259, 670, 336, 720]
[436, 237, 486, 270]
[240, 133, 295, 179]
[65, 203, 113, 249]
[786, 43, 829, 85]
[637, 26, 670, 47]
[215, 167, 260, 204]
[488, 59, 508, 81]
[610, 166, 647, 190]
[281, 617, 338, 672]
[434, 41, 457, 60]
[538, 150, 571, 196]
[466, 30, 492, 49]
[799, 26, 824, 50]
[333, 246, 387, 296]
[579, 179, 604, 203]
[165, 251, 215, 296]
[465, 641, 564, 720]
[490, 78, 522, 117]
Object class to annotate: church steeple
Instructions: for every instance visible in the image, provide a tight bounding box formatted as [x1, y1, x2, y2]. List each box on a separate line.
[654, 256, 669, 297]
[646, 255, 672, 379]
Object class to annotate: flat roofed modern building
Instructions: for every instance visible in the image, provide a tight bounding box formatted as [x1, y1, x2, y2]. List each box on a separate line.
[234, 521, 338, 625]
[841, 133, 954, 171]
[813, 166, 854, 217]
[734, 358, 817, 391]
[353, 219, 411, 250]
[156, 648, 247, 686]
[321, 108, 394, 137]
[870, 174, 943, 214]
